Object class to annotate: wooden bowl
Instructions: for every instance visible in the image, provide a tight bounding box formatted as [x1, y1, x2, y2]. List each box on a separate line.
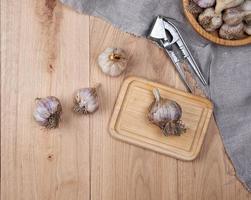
[182, 0, 251, 46]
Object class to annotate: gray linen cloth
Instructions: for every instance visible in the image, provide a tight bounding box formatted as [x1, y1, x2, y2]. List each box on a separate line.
[60, 0, 251, 191]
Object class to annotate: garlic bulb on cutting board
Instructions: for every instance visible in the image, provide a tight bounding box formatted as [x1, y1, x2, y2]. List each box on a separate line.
[98, 47, 128, 77]
[148, 88, 186, 136]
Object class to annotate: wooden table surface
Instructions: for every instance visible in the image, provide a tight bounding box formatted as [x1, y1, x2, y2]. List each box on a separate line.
[1, 0, 251, 199]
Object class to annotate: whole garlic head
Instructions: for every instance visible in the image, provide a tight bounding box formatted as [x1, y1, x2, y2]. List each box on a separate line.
[198, 8, 223, 31]
[215, 0, 244, 14]
[33, 96, 62, 129]
[219, 22, 246, 39]
[73, 84, 100, 115]
[193, 0, 216, 8]
[223, 7, 246, 25]
[98, 47, 128, 77]
[148, 88, 186, 136]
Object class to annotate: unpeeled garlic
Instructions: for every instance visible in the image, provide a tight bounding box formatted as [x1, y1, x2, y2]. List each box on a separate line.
[33, 96, 62, 129]
[73, 84, 100, 115]
[148, 88, 186, 136]
[219, 22, 246, 39]
[215, 0, 244, 14]
[98, 47, 128, 77]
[187, 0, 204, 16]
[223, 6, 251, 25]
[198, 8, 223, 31]
[193, 0, 216, 8]
[241, 0, 251, 24]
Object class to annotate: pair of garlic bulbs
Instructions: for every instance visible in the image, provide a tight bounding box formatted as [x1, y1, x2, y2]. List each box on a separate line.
[33, 85, 100, 129]
[148, 88, 186, 136]
[191, 0, 251, 39]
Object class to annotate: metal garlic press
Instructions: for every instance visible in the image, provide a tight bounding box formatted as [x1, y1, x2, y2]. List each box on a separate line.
[148, 16, 208, 91]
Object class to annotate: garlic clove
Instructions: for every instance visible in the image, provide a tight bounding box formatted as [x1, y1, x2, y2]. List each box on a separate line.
[33, 96, 62, 129]
[73, 84, 100, 115]
[193, 0, 216, 8]
[98, 48, 128, 77]
[215, 0, 244, 14]
[198, 8, 223, 32]
[219, 22, 246, 39]
[148, 88, 186, 136]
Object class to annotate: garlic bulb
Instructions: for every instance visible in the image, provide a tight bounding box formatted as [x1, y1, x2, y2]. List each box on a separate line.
[219, 22, 246, 39]
[33, 96, 62, 129]
[223, 7, 245, 25]
[193, 0, 216, 8]
[148, 88, 186, 136]
[198, 8, 223, 31]
[98, 48, 128, 77]
[187, 0, 204, 16]
[215, 0, 244, 14]
[73, 84, 100, 115]
[223, 6, 251, 25]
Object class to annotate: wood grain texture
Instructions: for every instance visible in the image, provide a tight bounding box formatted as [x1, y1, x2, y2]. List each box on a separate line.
[109, 77, 213, 160]
[1, 1, 90, 200]
[183, 0, 251, 46]
[1, 0, 251, 199]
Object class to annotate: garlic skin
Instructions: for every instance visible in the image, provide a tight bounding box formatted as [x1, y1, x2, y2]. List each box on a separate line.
[241, 0, 251, 24]
[73, 84, 100, 115]
[244, 23, 251, 34]
[148, 88, 186, 136]
[33, 96, 62, 129]
[98, 48, 128, 77]
[198, 8, 223, 31]
[223, 5, 251, 25]
[223, 7, 245, 25]
[188, 0, 204, 16]
[193, 0, 216, 8]
[219, 22, 246, 39]
[215, 0, 244, 14]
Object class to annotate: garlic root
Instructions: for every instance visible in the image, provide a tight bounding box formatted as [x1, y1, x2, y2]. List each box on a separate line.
[33, 96, 62, 129]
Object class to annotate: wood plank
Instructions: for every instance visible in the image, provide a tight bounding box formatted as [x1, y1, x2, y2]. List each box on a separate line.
[177, 119, 251, 200]
[89, 17, 178, 200]
[1, 1, 90, 199]
[2, 0, 251, 199]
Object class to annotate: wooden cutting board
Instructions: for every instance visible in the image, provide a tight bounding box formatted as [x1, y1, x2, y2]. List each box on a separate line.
[109, 77, 213, 160]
